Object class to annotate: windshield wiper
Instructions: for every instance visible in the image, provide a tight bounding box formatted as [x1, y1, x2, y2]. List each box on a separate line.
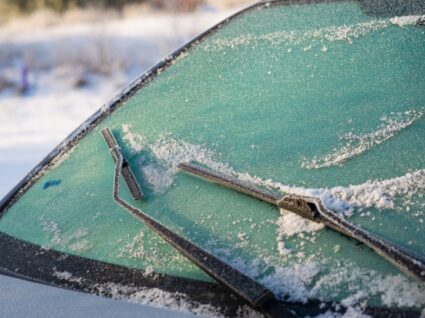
[102, 128, 143, 200]
[178, 161, 425, 284]
[101, 128, 297, 318]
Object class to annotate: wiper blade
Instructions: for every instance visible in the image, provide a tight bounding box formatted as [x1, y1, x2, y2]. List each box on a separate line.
[178, 161, 425, 284]
[101, 128, 297, 318]
[101, 128, 143, 200]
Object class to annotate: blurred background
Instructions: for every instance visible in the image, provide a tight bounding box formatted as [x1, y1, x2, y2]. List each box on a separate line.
[0, 0, 253, 199]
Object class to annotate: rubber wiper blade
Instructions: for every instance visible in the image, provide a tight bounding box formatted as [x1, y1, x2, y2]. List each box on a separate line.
[178, 161, 280, 205]
[102, 129, 297, 318]
[178, 161, 425, 284]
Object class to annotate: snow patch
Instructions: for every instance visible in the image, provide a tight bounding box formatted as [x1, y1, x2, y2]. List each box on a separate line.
[314, 307, 372, 318]
[40, 218, 62, 245]
[122, 124, 147, 153]
[50, 270, 257, 317]
[69, 239, 92, 252]
[204, 15, 424, 51]
[121, 127, 234, 194]
[40, 218, 92, 251]
[118, 230, 146, 260]
[53, 271, 73, 281]
[276, 210, 324, 256]
[53, 270, 83, 284]
[390, 15, 422, 27]
[150, 133, 232, 174]
[277, 210, 324, 237]
[238, 169, 425, 215]
[302, 107, 425, 169]
[220, 250, 425, 310]
[311, 265, 425, 309]
[374, 275, 425, 307]
[260, 261, 321, 303]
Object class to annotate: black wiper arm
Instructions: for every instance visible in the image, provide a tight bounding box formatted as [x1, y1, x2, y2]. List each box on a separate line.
[101, 128, 297, 318]
[178, 161, 425, 284]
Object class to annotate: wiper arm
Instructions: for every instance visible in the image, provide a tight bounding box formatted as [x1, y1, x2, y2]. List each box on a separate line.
[178, 161, 425, 284]
[101, 128, 297, 318]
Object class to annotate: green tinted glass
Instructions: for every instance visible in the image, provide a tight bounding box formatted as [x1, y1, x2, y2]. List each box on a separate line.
[1, 0, 424, 310]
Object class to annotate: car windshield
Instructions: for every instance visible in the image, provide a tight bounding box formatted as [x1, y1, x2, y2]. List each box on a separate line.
[1, 0, 424, 315]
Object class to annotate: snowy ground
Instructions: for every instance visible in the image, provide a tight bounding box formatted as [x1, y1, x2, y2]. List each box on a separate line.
[0, 6, 245, 200]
